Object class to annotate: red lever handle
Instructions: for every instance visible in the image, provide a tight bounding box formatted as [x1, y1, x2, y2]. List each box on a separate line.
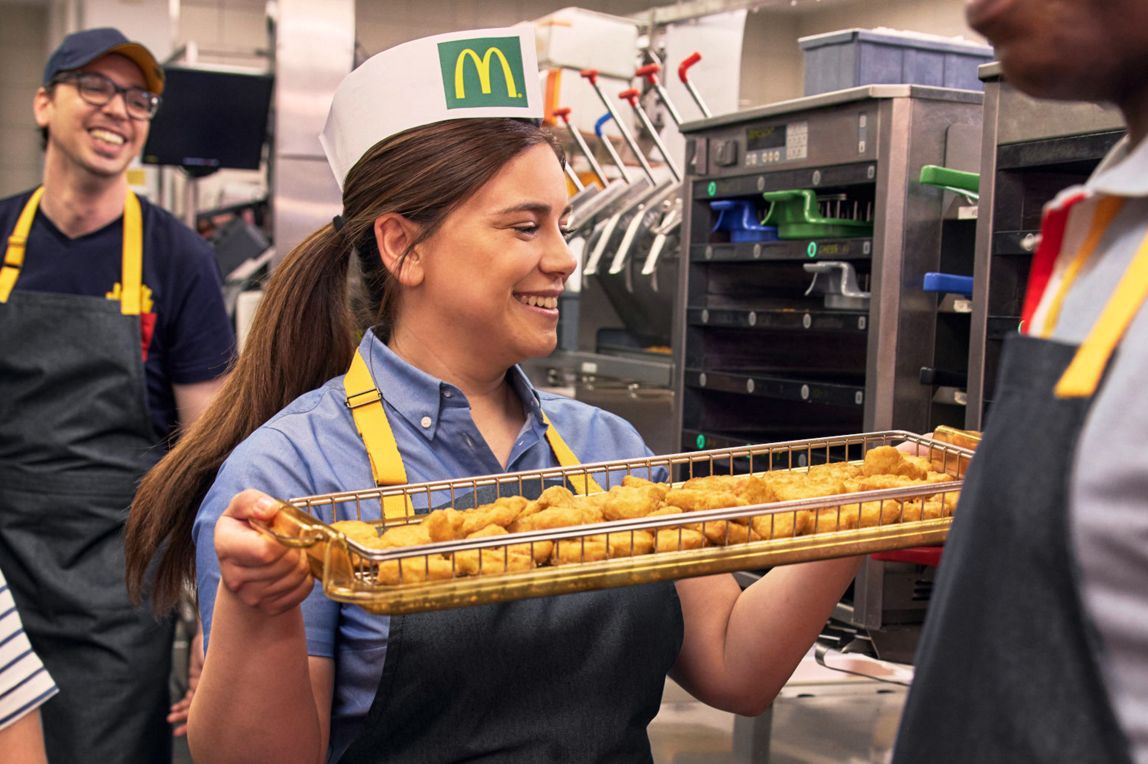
[618, 88, 639, 106]
[579, 69, 599, 85]
[678, 52, 702, 84]
[635, 64, 661, 84]
[553, 106, 572, 123]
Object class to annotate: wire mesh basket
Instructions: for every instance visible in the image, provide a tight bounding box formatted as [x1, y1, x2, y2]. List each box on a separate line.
[258, 430, 974, 614]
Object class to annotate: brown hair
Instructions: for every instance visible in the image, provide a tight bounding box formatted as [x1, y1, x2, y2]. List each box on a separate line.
[126, 118, 562, 612]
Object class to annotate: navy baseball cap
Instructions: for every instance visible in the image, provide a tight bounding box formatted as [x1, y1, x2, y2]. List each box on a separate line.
[43, 28, 165, 95]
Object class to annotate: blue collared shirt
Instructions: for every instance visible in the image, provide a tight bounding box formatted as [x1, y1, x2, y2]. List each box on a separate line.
[193, 329, 653, 758]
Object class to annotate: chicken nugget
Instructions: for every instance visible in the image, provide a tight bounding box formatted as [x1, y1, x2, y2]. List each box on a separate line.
[605, 530, 656, 558]
[750, 509, 812, 540]
[375, 554, 456, 586]
[600, 484, 666, 521]
[508, 504, 602, 533]
[550, 536, 609, 565]
[377, 522, 432, 549]
[654, 526, 708, 551]
[461, 496, 528, 535]
[664, 488, 741, 513]
[332, 520, 383, 547]
[861, 446, 930, 480]
[423, 508, 466, 542]
[453, 526, 537, 577]
[622, 475, 670, 499]
[700, 520, 762, 546]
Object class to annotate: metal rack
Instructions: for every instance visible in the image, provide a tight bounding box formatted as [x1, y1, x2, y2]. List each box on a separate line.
[674, 86, 984, 653]
[965, 63, 1126, 429]
[258, 431, 971, 616]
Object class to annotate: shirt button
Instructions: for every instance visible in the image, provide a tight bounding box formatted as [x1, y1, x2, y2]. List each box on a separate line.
[420, 416, 432, 428]
[443, 390, 453, 398]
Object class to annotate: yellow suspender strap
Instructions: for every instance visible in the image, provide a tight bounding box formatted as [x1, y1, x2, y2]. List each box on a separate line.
[344, 349, 415, 520]
[119, 191, 143, 316]
[1055, 224, 1148, 398]
[0, 186, 45, 303]
[0, 187, 144, 312]
[542, 412, 604, 495]
[1037, 196, 1125, 338]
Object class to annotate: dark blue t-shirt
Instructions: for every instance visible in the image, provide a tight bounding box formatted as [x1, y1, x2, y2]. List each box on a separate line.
[0, 188, 235, 441]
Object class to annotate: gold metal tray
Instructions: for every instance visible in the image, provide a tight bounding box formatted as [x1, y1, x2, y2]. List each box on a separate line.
[259, 430, 973, 615]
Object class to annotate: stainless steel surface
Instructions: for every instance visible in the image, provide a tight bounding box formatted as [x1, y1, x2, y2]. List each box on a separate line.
[680, 85, 983, 134]
[966, 73, 1126, 429]
[979, 65, 1125, 146]
[270, 0, 353, 263]
[965, 77, 1002, 429]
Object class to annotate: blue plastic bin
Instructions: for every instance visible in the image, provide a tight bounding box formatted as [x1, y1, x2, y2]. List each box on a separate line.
[799, 28, 994, 96]
[709, 200, 778, 243]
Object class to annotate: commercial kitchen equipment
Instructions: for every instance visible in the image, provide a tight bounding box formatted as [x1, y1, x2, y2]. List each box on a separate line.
[675, 85, 983, 658]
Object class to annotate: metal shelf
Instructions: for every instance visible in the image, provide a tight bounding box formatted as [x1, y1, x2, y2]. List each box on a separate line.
[691, 238, 873, 263]
[685, 368, 865, 407]
[687, 306, 868, 332]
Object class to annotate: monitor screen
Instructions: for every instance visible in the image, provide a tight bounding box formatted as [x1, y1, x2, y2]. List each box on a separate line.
[142, 67, 274, 175]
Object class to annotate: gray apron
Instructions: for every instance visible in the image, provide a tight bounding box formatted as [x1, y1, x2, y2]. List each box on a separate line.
[892, 334, 1133, 762]
[0, 204, 173, 762]
[339, 584, 683, 763]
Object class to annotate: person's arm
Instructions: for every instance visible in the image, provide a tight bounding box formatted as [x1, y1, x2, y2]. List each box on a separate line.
[0, 708, 49, 764]
[174, 376, 227, 429]
[671, 557, 860, 716]
[187, 490, 332, 764]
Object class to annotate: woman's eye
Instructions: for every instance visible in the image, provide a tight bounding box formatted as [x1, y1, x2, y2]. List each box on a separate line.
[513, 224, 539, 235]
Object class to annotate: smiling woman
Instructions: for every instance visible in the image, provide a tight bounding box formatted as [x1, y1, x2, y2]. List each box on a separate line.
[125, 24, 860, 764]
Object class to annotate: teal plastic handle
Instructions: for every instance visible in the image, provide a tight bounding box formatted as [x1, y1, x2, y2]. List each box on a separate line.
[919, 165, 980, 199]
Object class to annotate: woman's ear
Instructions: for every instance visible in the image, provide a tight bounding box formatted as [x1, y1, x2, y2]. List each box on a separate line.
[374, 212, 424, 287]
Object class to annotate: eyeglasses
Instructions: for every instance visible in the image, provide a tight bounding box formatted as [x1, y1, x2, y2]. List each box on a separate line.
[52, 71, 161, 121]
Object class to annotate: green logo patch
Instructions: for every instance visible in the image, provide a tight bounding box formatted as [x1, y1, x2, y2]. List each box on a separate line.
[437, 37, 528, 110]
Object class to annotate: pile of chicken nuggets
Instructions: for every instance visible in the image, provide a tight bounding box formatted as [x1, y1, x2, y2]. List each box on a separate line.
[332, 446, 959, 585]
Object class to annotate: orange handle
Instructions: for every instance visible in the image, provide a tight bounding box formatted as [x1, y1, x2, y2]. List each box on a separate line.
[618, 88, 639, 106]
[579, 68, 599, 85]
[553, 106, 572, 123]
[635, 64, 661, 84]
[678, 52, 702, 83]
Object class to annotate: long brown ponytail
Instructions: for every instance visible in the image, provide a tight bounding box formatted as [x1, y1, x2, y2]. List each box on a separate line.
[126, 118, 562, 613]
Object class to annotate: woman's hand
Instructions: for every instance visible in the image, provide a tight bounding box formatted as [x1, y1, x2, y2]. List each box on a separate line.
[214, 490, 314, 615]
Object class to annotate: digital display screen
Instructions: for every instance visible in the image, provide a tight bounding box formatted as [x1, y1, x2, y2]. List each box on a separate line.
[746, 124, 785, 151]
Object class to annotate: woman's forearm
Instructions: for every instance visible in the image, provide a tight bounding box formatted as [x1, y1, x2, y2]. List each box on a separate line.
[188, 582, 323, 764]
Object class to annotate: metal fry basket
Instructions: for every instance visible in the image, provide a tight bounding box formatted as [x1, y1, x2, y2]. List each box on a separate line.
[259, 430, 973, 615]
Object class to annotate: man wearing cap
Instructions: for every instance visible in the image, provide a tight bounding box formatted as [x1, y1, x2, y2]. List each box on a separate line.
[0, 27, 233, 762]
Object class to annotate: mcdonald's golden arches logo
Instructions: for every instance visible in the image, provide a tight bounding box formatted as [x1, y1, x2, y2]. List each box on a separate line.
[437, 36, 529, 109]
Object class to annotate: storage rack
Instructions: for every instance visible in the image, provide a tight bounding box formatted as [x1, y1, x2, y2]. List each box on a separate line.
[965, 63, 1126, 429]
[674, 85, 983, 648]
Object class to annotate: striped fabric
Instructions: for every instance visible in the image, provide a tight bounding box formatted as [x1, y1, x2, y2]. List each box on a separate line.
[0, 570, 58, 731]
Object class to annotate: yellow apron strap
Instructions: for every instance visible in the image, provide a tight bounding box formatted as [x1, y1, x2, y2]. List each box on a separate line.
[344, 349, 415, 520]
[0, 186, 46, 303]
[1055, 225, 1148, 398]
[346, 347, 604, 517]
[542, 412, 604, 495]
[119, 191, 143, 316]
[0, 187, 144, 312]
[1037, 196, 1125, 339]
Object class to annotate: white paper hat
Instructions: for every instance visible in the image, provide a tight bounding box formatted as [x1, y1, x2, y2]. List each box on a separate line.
[321, 25, 542, 190]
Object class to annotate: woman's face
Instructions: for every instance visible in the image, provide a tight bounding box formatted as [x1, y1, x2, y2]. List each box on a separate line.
[411, 142, 575, 367]
[967, 0, 1148, 107]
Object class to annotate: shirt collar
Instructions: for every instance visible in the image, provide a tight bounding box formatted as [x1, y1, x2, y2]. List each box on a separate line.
[358, 328, 546, 441]
[1087, 135, 1148, 196]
